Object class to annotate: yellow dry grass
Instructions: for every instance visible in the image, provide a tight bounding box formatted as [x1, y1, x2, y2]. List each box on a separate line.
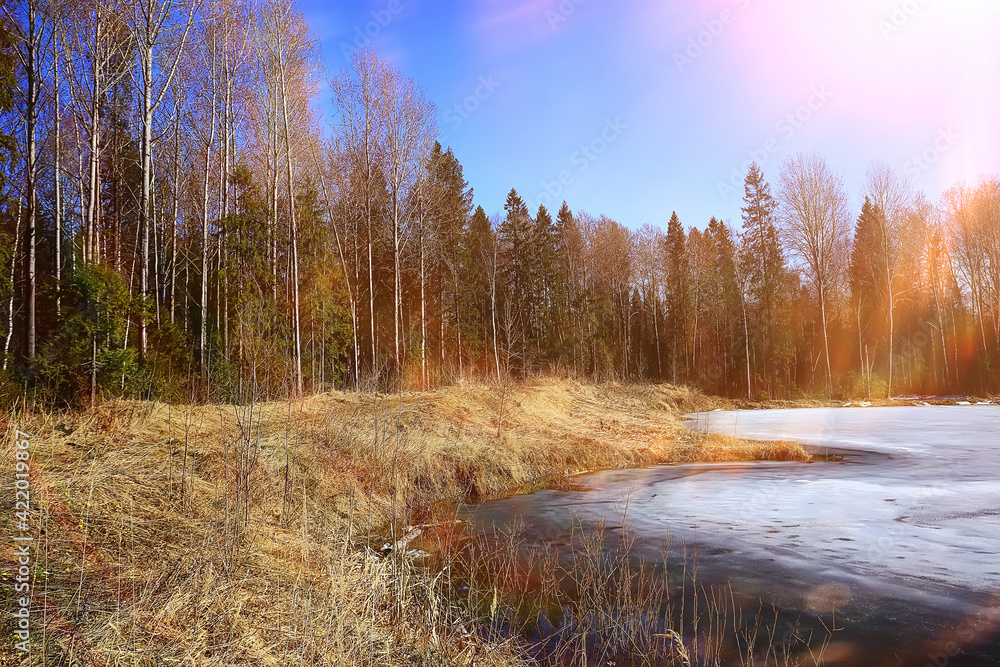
[0, 378, 807, 665]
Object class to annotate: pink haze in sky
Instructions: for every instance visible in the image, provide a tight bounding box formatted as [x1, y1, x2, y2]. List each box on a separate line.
[306, 0, 999, 227]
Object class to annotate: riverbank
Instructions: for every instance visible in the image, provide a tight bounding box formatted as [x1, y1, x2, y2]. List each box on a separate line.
[1, 379, 807, 665]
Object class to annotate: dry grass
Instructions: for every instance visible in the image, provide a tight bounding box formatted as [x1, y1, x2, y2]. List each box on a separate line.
[0, 378, 807, 665]
[458, 515, 839, 667]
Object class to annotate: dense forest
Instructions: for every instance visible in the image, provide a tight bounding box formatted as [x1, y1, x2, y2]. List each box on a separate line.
[0, 0, 998, 406]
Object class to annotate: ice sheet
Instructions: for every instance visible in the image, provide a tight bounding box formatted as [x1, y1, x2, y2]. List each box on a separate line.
[465, 406, 1000, 662]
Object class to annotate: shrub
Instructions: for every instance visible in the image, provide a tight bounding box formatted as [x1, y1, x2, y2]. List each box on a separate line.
[34, 263, 137, 406]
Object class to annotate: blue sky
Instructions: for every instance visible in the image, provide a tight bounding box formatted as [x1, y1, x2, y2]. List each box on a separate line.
[299, 0, 1000, 231]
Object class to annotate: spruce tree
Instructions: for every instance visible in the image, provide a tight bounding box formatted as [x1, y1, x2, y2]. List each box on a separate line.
[739, 162, 786, 395]
[533, 204, 556, 356]
[850, 196, 882, 395]
[428, 143, 473, 373]
[464, 205, 493, 358]
[497, 189, 534, 370]
[663, 211, 688, 383]
[553, 201, 578, 363]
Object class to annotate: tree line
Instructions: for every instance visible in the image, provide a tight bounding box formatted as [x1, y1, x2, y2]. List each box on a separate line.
[0, 0, 998, 405]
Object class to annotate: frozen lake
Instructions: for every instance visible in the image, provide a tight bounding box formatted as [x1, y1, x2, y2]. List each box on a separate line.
[466, 406, 1000, 666]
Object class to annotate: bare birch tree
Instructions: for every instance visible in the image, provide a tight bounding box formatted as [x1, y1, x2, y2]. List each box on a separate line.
[125, 0, 196, 355]
[380, 65, 435, 382]
[260, 0, 316, 395]
[331, 48, 386, 385]
[777, 153, 851, 396]
[5, 0, 51, 357]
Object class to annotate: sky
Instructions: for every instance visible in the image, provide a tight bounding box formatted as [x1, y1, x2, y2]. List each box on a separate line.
[297, 0, 1000, 231]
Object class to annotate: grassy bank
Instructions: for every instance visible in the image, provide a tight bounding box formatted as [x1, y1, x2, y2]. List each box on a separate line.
[1, 378, 808, 665]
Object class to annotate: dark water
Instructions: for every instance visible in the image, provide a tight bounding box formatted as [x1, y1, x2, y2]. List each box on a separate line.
[462, 406, 1000, 666]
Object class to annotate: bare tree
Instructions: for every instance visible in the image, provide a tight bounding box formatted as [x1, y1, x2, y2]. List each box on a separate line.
[777, 153, 851, 396]
[483, 214, 502, 378]
[166, 70, 185, 325]
[411, 161, 436, 389]
[380, 63, 436, 382]
[923, 214, 956, 387]
[734, 235, 753, 400]
[687, 227, 716, 382]
[51, 3, 63, 317]
[62, 0, 128, 266]
[976, 179, 1000, 351]
[331, 48, 386, 384]
[635, 224, 664, 379]
[125, 0, 196, 355]
[861, 161, 922, 398]
[5, 0, 51, 357]
[945, 185, 988, 359]
[187, 8, 220, 369]
[260, 0, 316, 395]
[313, 140, 360, 389]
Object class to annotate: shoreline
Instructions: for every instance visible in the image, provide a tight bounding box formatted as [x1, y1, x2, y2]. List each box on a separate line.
[1, 378, 809, 665]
